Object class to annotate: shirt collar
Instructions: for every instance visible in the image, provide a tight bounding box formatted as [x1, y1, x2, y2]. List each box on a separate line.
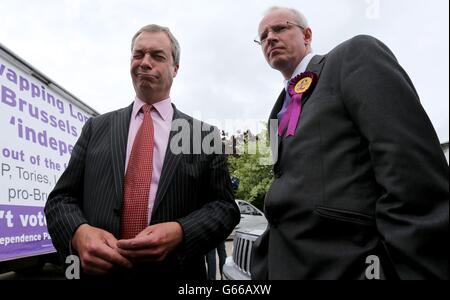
[284, 52, 315, 90]
[132, 97, 173, 121]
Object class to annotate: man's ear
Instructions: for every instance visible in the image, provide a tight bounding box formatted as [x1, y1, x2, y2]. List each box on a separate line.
[173, 64, 179, 78]
[304, 27, 313, 46]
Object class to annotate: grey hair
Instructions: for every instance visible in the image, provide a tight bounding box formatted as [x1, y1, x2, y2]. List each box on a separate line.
[265, 6, 309, 28]
[131, 24, 181, 66]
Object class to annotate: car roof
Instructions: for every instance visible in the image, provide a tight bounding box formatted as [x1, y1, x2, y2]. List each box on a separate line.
[235, 199, 264, 215]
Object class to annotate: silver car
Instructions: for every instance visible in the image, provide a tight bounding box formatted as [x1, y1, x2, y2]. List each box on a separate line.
[228, 200, 267, 240]
[223, 200, 267, 280]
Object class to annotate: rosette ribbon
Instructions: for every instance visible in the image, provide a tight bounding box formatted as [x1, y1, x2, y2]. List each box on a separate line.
[278, 72, 318, 137]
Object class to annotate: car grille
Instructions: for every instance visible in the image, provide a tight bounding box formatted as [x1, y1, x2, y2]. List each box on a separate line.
[232, 232, 258, 276]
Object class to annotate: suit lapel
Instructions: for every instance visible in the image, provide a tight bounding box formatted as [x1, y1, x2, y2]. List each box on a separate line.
[301, 55, 326, 106]
[151, 107, 185, 217]
[111, 104, 133, 207]
[268, 90, 286, 151]
[269, 90, 286, 122]
[269, 55, 326, 164]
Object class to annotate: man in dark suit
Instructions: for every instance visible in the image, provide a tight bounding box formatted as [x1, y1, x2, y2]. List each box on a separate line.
[251, 7, 449, 279]
[44, 24, 240, 279]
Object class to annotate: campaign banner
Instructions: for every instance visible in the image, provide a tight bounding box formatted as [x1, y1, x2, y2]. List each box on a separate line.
[0, 53, 93, 261]
[0, 205, 53, 261]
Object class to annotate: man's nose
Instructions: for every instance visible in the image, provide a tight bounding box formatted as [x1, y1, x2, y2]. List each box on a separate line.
[140, 53, 153, 69]
[266, 31, 279, 45]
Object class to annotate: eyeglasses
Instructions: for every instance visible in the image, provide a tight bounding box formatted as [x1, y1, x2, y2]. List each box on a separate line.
[254, 21, 305, 46]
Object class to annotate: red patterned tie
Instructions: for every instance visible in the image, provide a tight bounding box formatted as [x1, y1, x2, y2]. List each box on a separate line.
[121, 104, 154, 239]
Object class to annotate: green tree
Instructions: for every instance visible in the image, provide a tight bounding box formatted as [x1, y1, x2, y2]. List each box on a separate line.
[227, 127, 273, 211]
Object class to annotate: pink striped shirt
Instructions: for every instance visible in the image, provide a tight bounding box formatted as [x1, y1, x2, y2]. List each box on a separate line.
[125, 97, 174, 223]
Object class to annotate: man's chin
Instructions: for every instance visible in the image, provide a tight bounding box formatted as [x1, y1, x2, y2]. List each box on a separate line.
[269, 59, 288, 72]
[136, 84, 155, 97]
[138, 82, 155, 90]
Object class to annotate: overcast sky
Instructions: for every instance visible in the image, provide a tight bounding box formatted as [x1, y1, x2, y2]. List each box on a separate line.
[1, 0, 448, 142]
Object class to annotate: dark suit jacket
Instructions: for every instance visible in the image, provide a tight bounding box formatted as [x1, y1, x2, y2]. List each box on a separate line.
[44, 103, 240, 279]
[251, 35, 449, 280]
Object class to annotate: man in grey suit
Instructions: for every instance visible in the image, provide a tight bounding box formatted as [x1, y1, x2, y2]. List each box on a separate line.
[44, 24, 240, 279]
[251, 7, 449, 279]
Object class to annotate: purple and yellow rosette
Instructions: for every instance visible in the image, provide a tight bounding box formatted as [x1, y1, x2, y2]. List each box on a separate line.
[278, 72, 318, 137]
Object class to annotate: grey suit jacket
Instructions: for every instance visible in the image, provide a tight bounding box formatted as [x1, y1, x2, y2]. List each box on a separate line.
[251, 35, 449, 280]
[44, 103, 240, 279]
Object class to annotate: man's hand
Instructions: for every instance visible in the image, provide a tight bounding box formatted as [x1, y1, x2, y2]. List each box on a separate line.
[116, 222, 184, 263]
[71, 224, 133, 275]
